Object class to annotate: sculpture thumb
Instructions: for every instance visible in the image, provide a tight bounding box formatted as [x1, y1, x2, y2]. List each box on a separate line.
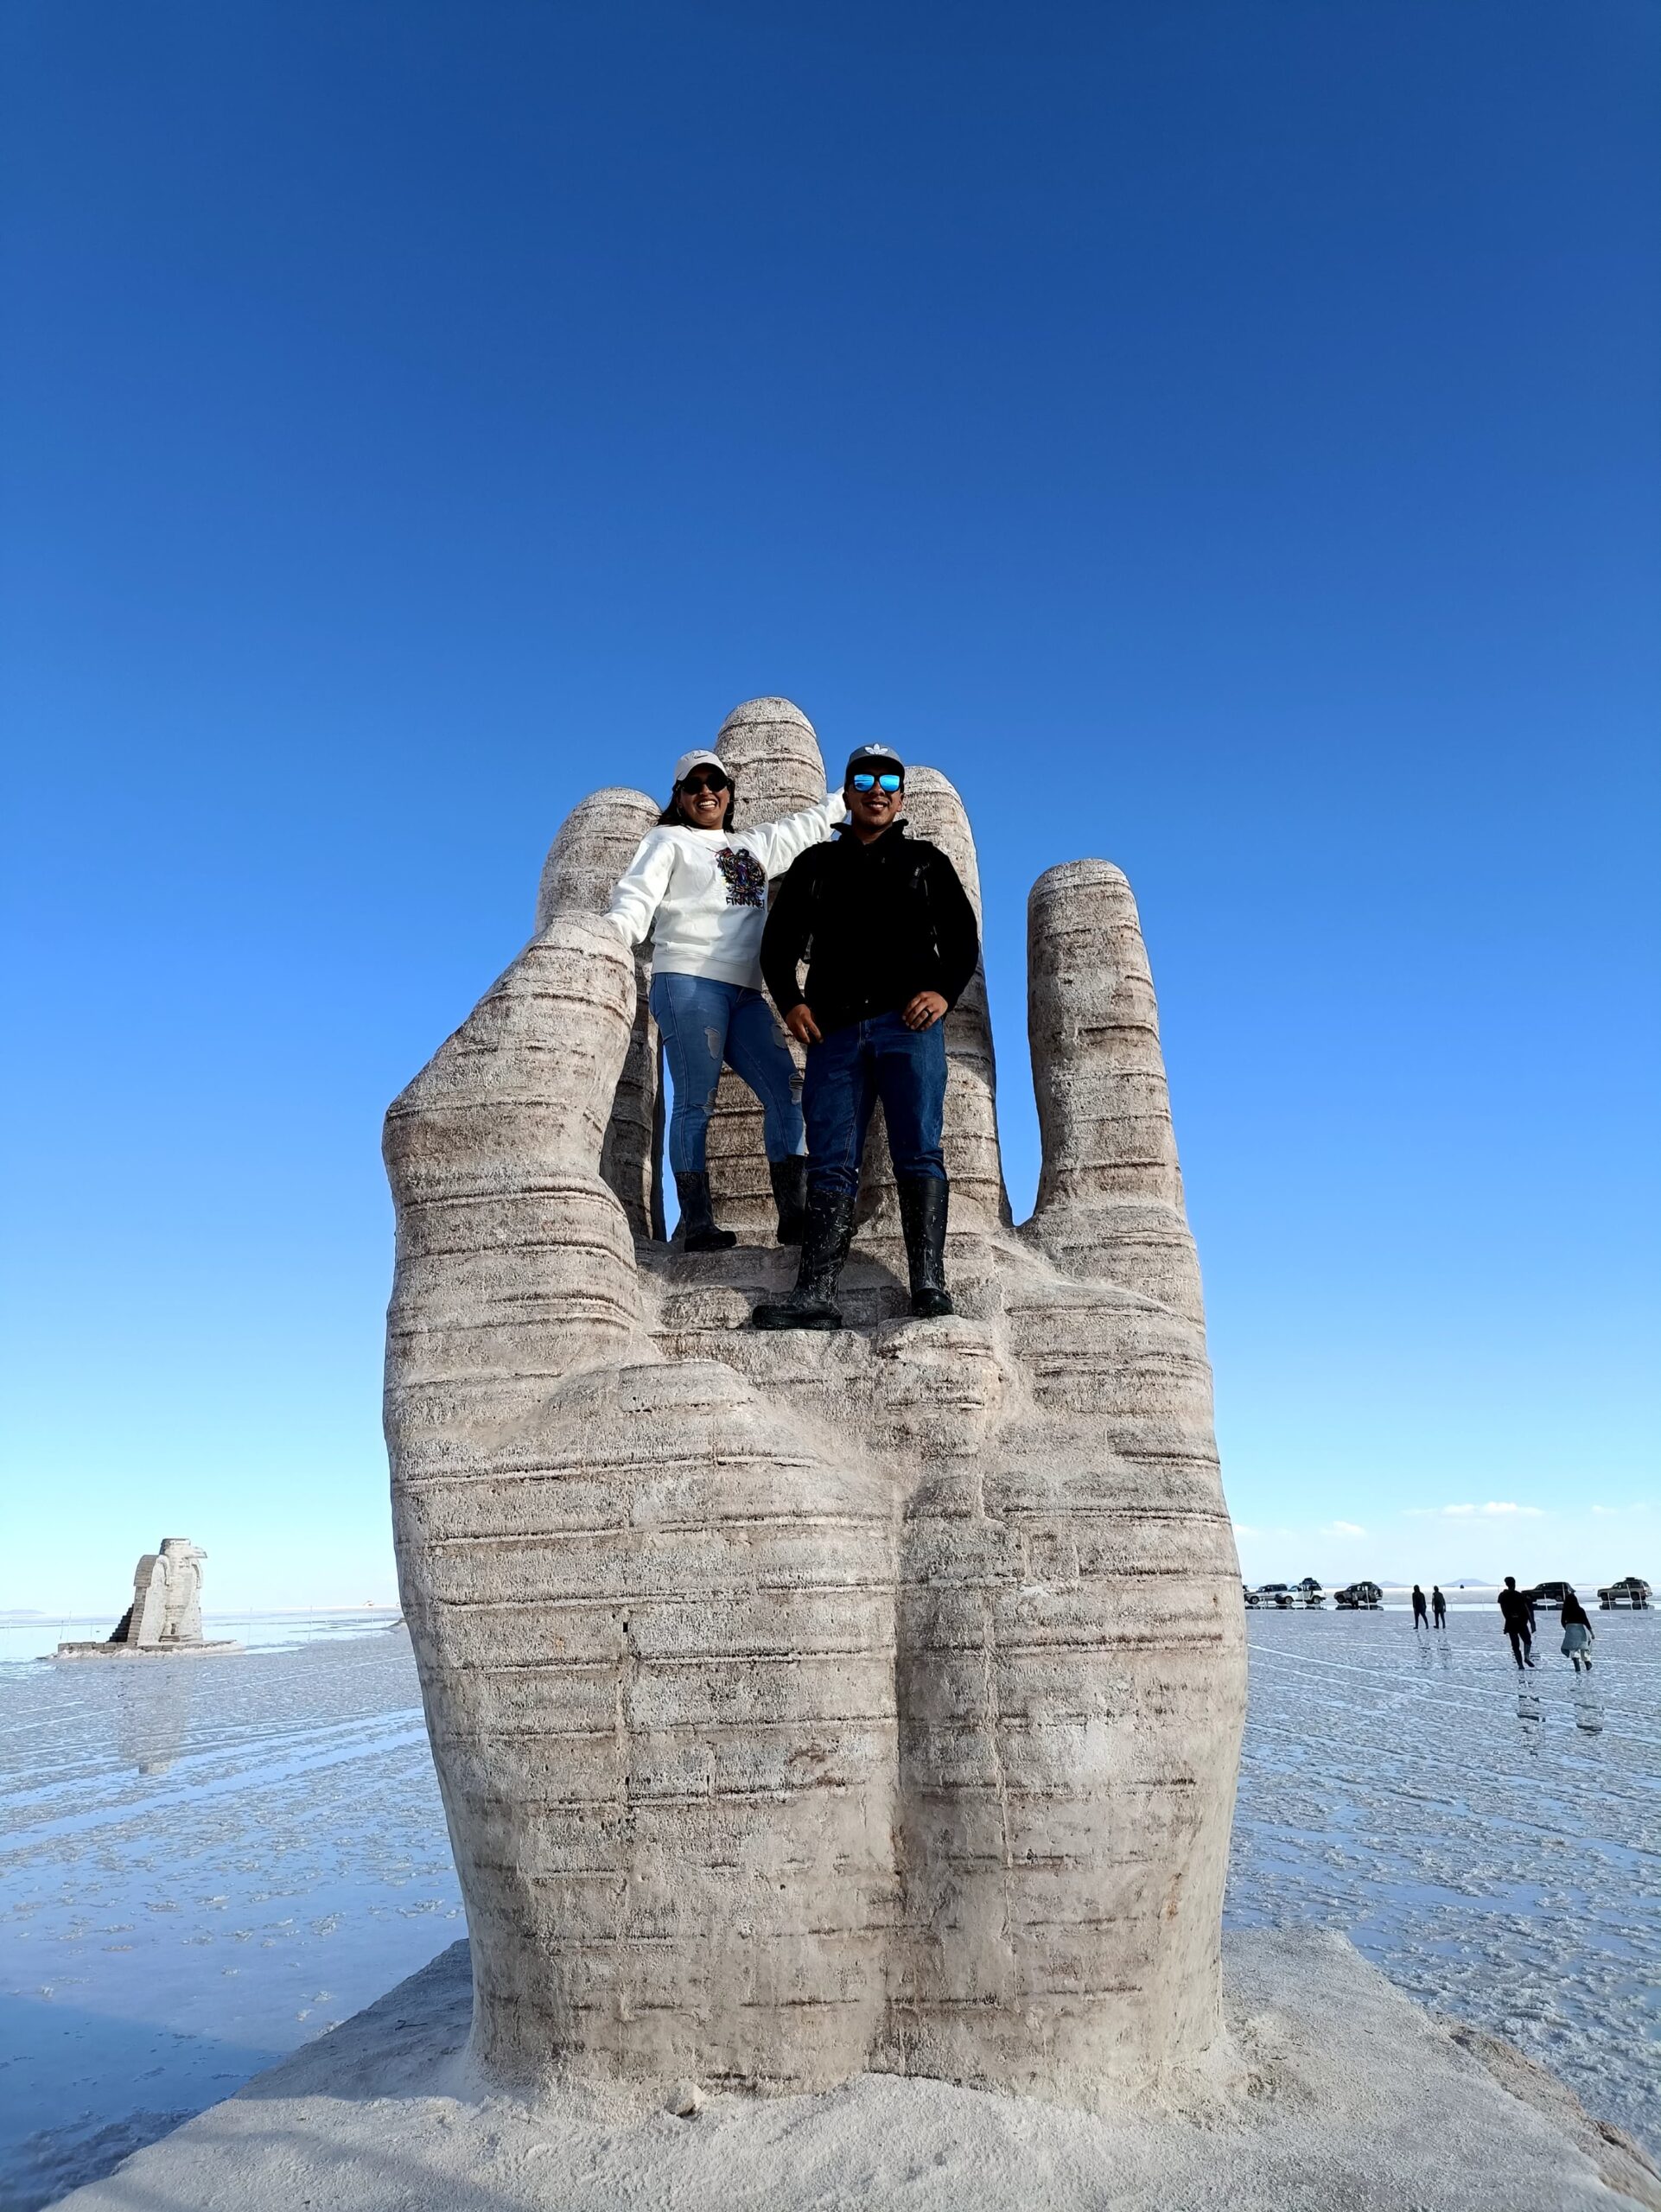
[1024, 860, 1204, 1325]
[382, 910, 642, 1485]
[535, 786, 661, 931]
[535, 784, 663, 1238]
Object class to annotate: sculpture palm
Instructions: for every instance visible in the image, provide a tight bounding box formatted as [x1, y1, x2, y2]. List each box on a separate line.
[383, 696, 1244, 2109]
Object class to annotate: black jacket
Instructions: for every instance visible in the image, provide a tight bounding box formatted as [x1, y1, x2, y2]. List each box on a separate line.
[1499, 1587, 1535, 1631]
[760, 821, 980, 1036]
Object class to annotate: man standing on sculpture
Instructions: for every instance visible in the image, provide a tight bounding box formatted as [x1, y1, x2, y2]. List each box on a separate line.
[754, 745, 979, 1330]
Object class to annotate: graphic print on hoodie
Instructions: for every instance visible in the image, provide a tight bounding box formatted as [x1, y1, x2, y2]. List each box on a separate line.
[715, 847, 767, 908]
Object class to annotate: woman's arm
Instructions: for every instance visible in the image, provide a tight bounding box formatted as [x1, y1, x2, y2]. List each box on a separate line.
[746, 791, 843, 876]
[604, 829, 678, 948]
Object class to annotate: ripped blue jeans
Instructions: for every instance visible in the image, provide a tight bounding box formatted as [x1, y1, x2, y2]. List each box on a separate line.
[649, 971, 804, 1175]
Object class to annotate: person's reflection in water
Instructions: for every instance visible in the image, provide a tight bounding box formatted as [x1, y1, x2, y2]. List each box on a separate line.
[1515, 1681, 1544, 1751]
[114, 1659, 197, 1775]
[1571, 1672, 1605, 1736]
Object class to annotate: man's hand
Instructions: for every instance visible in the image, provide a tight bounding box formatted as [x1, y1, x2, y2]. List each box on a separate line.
[901, 990, 948, 1032]
[785, 1003, 823, 1046]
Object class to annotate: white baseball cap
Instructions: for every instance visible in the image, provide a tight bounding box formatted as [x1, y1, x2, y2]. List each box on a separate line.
[673, 749, 730, 785]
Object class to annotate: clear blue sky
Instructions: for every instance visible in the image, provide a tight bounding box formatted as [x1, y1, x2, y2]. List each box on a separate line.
[3, 0, 1657, 1612]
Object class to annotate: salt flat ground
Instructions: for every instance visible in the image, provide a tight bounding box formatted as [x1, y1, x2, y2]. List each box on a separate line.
[1228, 1604, 1659, 2154]
[0, 1621, 463, 2211]
[0, 1604, 1654, 2210]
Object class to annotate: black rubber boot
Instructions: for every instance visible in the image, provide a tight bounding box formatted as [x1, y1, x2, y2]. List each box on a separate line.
[753, 1189, 855, 1329]
[674, 1170, 736, 1254]
[897, 1175, 954, 1319]
[768, 1155, 810, 1245]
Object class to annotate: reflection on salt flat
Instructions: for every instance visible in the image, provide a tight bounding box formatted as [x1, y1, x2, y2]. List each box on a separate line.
[0, 1618, 455, 2212]
[1226, 1605, 1659, 2159]
[2, 1604, 1656, 2209]
[113, 1662, 197, 1776]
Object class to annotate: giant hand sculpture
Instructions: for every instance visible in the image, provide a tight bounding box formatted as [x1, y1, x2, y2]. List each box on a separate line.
[383, 698, 1244, 2111]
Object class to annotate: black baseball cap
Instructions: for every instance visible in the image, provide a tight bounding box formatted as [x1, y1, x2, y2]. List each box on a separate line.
[843, 744, 906, 781]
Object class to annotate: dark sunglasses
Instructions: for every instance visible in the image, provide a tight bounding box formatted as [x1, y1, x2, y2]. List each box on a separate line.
[679, 772, 730, 795]
[851, 772, 902, 794]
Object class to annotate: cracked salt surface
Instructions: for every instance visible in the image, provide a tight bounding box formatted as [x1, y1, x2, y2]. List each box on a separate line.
[2, 1605, 1655, 2210]
[1225, 1604, 1660, 2160]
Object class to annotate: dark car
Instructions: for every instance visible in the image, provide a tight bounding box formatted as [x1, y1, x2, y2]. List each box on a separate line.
[1527, 1580, 1573, 1611]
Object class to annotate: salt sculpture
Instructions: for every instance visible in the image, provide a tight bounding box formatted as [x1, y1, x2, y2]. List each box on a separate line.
[118, 1537, 207, 1644]
[56, 1537, 241, 1658]
[383, 697, 1244, 2109]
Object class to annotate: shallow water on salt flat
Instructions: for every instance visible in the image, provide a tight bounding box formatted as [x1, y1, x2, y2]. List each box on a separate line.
[1, 1605, 1655, 2209]
[1225, 1603, 1660, 2158]
[0, 1621, 462, 2210]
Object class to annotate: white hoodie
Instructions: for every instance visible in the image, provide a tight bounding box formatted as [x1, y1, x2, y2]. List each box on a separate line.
[605, 792, 843, 988]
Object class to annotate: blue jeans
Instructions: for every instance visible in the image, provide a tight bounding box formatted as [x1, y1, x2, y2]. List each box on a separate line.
[650, 972, 804, 1174]
[802, 1010, 946, 1198]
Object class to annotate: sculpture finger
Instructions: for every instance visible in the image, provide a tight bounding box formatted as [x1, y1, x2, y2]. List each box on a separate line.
[382, 909, 643, 1484]
[703, 697, 830, 1237]
[537, 785, 665, 1238]
[535, 785, 660, 930]
[856, 766, 1009, 1240]
[716, 694, 829, 826]
[1023, 861, 1204, 1324]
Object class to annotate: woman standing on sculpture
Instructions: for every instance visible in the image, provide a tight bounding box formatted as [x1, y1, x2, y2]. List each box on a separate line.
[606, 748, 842, 1251]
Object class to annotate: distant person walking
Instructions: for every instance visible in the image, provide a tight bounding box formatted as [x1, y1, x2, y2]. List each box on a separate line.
[1499, 1576, 1537, 1669]
[1411, 1584, 1429, 1630]
[1559, 1591, 1596, 1674]
[1431, 1585, 1447, 1630]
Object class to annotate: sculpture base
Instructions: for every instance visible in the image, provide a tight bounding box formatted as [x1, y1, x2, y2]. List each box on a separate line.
[43, 1929, 1658, 2211]
[51, 1640, 245, 1660]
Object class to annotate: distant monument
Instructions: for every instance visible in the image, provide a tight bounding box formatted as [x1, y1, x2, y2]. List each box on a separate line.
[55, 1537, 243, 1658]
[115, 1536, 207, 1644]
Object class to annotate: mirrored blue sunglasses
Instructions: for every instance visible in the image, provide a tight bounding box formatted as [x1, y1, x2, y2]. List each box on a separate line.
[851, 772, 902, 793]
